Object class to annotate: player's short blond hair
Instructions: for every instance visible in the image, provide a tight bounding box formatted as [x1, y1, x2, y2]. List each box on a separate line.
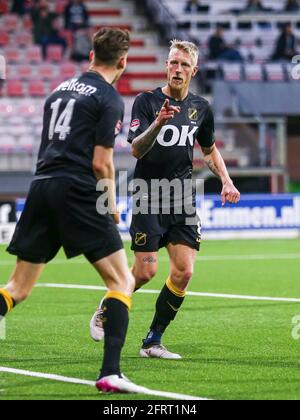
[169, 40, 199, 67]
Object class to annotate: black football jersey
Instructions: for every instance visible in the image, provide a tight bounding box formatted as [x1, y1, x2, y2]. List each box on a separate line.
[128, 87, 215, 182]
[35, 71, 124, 182]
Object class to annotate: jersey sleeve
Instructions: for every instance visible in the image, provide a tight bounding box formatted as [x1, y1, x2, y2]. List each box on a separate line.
[196, 105, 215, 148]
[127, 93, 154, 144]
[95, 94, 124, 148]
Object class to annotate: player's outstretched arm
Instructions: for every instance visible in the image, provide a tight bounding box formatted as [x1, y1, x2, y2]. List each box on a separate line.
[202, 144, 241, 206]
[131, 99, 180, 159]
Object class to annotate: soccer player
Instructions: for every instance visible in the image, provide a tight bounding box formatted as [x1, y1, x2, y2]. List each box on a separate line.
[0, 28, 143, 393]
[90, 40, 240, 359]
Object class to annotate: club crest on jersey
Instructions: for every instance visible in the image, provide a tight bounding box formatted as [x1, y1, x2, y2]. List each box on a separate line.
[188, 108, 198, 121]
[115, 120, 122, 136]
[135, 233, 147, 246]
[130, 119, 140, 133]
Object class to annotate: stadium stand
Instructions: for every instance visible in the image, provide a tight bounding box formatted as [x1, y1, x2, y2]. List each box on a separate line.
[0, 0, 299, 191]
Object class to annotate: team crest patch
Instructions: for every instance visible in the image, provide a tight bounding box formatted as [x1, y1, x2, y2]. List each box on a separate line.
[130, 119, 140, 133]
[135, 233, 147, 246]
[188, 108, 198, 121]
[115, 120, 122, 135]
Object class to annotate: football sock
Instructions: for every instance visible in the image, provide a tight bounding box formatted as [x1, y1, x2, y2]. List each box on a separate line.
[99, 291, 131, 379]
[143, 277, 186, 348]
[0, 289, 15, 317]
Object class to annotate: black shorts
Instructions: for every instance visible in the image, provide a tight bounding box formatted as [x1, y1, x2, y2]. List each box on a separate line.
[7, 177, 123, 264]
[130, 212, 202, 253]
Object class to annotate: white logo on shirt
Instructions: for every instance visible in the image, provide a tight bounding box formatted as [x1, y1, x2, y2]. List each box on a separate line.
[156, 125, 198, 147]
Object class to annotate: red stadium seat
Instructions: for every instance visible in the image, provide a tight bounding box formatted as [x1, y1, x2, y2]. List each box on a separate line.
[28, 80, 48, 97]
[130, 40, 145, 47]
[60, 62, 77, 79]
[47, 45, 64, 62]
[27, 46, 43, 64]
[128, 56, 157, 64]
[15, 31, 33, 47]
[3, 47, 21, 63]
[39, 63, 57, 80]
[59, 29, 74, 48]
[55, 0, 69, 14]
[6, 80, 25, 97]
[0, 0, 9, 14]
[0, 31, 10, 47]
[50, 79, 65, 92]
[2, 14, 19, 32]
[18, 64, 35, 81]
[89, 10, 122, 17]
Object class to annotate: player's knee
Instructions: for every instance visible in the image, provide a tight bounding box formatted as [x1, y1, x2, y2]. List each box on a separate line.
[135, 267, 157, 288]
[172, 268, 193, 290]
[109, 270, 135, 295]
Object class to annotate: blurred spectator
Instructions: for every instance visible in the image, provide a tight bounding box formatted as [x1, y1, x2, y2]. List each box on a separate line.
[284, 0, 300, 12]
[208, 24, 243, 62]
[184, 0, 210, 13]
[70, 28, 92, 62]
[64, 0, 89, 31]
[243, 0, 268, 12]
[272, 23, 297, 61]
[31, 0, 67, 59]
[11, 0, 33, 16]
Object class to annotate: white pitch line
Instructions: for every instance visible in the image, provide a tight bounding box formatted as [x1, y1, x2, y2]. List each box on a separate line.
[0, 367, 209, 401]
[0, 253, 300, 266]
[35, 283, 300, 303]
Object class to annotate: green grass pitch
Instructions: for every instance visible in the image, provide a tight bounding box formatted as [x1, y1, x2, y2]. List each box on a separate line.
[0, 239, 300, 400]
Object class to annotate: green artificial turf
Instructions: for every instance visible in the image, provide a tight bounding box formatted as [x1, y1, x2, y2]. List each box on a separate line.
[0, 239, 300, 400]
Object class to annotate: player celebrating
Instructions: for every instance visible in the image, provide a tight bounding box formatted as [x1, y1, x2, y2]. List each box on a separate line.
[0, 28, 143, 393]
[90, 40, 240, 359]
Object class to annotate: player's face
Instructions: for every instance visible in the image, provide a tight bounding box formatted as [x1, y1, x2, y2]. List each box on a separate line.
[166, 49, 198, 93]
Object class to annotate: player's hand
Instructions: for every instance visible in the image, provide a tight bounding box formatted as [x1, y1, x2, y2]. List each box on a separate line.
[155, 99, 181, 128]
[221, 180, 240, 206]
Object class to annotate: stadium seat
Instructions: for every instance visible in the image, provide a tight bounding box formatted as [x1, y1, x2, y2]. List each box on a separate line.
[3, 47, 21, 64]
[0, 0, 9, 14]
[39, 63, 57, 81]
[265, 64, 285, 82]
[0, 31, 10, 47]
[245, 64, 264, 82]
[6, 80, 25, 97]
[55, 0, 69, 14]
[15, 31, 33, 47]
[18, 64, 35, 81]
[28, 80, 48, 97]
[222, 64, 242, 82]
[60, 62, 77, 79]
[0, 135, 16, 152]
[47, 45, 64, 62]
[2, 14, 19, 33]
[18, 135, 34, 152]
[128, 56, 157, 64]
[50, 79, 65, 92]
[26, 46, 43, 64]
[59, 29, 74, 48]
